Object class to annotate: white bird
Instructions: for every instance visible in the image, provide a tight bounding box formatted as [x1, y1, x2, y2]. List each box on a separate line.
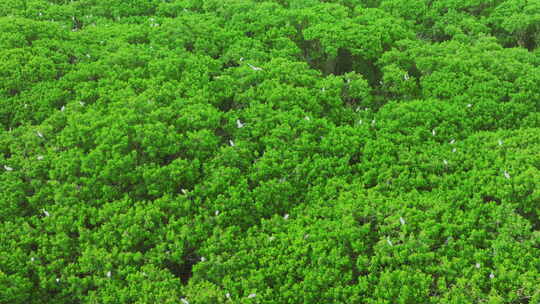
[431, 129, 436, 136]
[504, 171, 510, 179]
[268, 236, 275, 241]
[229, 140, 235, 147]
[37, 155, 44, 160]
[355, 106, 361, 112]
[450, 139, 455, 144]
[181, 298, 189, 304]
[443, 159, 448, 166]
[181, 189, 188, 195]
[321, 87, 326, 92]
[304, 116, 310, 121]
[42, 209, 50, 217]
[489, 272, 495, 279]
[283, 214, 289, 220]
[357, 119, 363, 125]
[304, 234, 310, 239]
[36, 131, 44, 138]
[61, 106, 65, 111]
[399, 217, 406, 225]
[452, 148, 457, 153]
[475, 263, 481, 269]
[498, 139, 503, 146]
[467, 104, 472, 108]
[79, 101, 85, 106]
[247, 63, 262, 71]
[239, 57, 244, 62]
[226, 293, 231, 299]
[404, 73, 409, 80]
[200, 257, 206, 262]
[236, 119, 244, 128]
[215, 210, 219, 216]
[371, 119, 376, 126]
[247, 294, 256, 299]
[106, 271, 111, 278]
[56, 278, 60, 283]
[387, 238, 393, 246]
[31, 257, 35, 262]
[4, 165, 13, 171]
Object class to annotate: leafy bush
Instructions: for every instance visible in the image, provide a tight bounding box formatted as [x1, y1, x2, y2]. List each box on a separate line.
[1, 0, 540, 303]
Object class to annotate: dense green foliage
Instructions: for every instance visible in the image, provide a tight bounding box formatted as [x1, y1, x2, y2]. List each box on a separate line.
[1, 0, 540, 303]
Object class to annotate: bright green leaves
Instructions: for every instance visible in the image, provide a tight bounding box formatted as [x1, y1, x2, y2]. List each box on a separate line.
[489, 0, 540, 49]
[2, 1, 540, 303]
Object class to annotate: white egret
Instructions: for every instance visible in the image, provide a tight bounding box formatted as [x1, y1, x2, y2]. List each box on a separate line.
[61, 105, 65, 111]
[200, 257, 206, 262]
[371, 119, 376, 126]
[467, 104, 472, 108]
[31, 257, 35, 262]
[229, 140, 235, 147]
[432, 129, 436, 136]
[236, 119, 244, 128]
[399, 217, 405, 225]
[283, 214, 289, 220]
[37, 155, 44, 160]
[37, 131, 44, 138]
[247, 63, 262, 71]
[475, 263, 480, 269]
[304, 116, 310, 121]
[489, 272, 495, 279]
[42, 209, 50, 217]
[443, 159, 448, 166]
[387, 238, 393, 246]
[4, 165, 13, 171]
[181, 298, 189, 304]
[106, 271, 111, 278]
[226, 293, 231, 299]
[498, 139, 503, 146]
[181, 189, 188, 195]
[248, 294, 256, 299]
[450, 139, 455, 144]
[404, 73, 409, 80]
[56, 278, 60, 283]
[452, 148, 457, 153]
[504, 171, 510, 179]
